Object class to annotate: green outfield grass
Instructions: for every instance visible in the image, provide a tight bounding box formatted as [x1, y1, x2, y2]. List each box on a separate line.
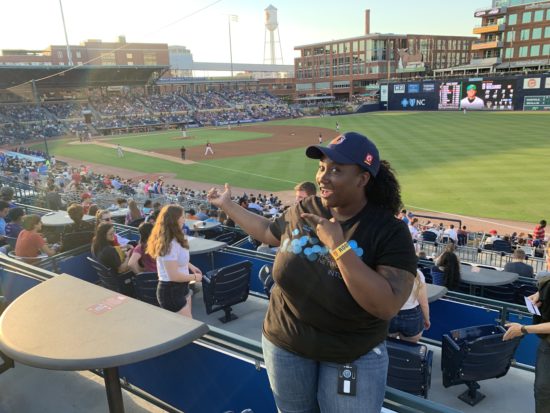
[41, 111, 550, 222]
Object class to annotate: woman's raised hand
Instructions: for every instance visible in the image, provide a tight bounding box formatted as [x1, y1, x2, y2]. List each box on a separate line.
[207, 183, 232, 209]
[301, 213, 344, 250]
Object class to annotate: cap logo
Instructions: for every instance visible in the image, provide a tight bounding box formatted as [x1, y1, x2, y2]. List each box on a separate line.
[364, 153, 374, 166]
[330, 135, 346, 145]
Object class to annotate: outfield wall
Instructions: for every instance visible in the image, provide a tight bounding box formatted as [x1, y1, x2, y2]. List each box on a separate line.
[381, 74, 550, 111]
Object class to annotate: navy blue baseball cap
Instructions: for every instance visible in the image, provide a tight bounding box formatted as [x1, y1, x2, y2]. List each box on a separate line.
[306, 132, 380, 177]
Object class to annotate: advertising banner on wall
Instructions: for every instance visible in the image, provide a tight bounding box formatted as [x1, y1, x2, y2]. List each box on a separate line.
[394, 84, 405, 94]
[380, 85, 388, 102]
[523, 78, 541, 89]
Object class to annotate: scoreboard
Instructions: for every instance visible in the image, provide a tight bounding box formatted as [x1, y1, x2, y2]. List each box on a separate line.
[438, 82, 461, 110]
[523, 96, 550, 111]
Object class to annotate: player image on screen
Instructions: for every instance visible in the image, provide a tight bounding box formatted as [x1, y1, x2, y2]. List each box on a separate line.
[460, 84, 485, 110]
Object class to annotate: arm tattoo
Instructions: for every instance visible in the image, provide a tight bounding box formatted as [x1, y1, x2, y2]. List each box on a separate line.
[377, 265, 415, 305]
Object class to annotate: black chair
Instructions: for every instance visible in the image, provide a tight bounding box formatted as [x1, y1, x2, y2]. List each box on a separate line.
[86, 256, 135, 297]
[386, 337, 433, 399]
[442, 324, 522, 406]
[514, 283, 538, 305]
[482, 284, 517, 303]
[60, 231, 94, 252]
[421, 231, 437, 243]
[212, 232, 237, 244]
[258, 264, 275, 298]
[202, 260, 251, 323]
[492, 240, 512, 254]
[132, 272, 159, 306]
[128, 217, 145, 228]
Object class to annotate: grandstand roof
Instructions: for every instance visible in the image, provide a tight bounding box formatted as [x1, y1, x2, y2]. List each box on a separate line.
[0, 65, 169, 90]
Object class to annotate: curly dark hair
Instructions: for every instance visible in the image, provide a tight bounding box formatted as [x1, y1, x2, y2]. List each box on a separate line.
[364, 160, 403, 215]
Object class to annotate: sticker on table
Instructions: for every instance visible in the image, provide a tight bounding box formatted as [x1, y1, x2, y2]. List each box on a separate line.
[87, 295, 128, 315]
[472, 267, 480, 273]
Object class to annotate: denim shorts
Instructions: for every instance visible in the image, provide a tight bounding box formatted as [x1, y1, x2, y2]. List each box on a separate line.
[156, 281, 189, 312]
[388, 305, 423, 338]
[262, 335, 388, 413]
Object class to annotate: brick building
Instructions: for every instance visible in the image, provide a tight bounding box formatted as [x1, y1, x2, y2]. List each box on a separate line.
[293, 10, 476, 99]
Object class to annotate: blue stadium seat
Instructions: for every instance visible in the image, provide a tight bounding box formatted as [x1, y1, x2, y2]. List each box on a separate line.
[442, 324, 522, 406]
[386, 337, 433, 399]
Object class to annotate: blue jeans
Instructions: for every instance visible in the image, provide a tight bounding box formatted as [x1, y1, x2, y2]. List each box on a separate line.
[262, 335, 388, 413]
[535, 339, 550, 413]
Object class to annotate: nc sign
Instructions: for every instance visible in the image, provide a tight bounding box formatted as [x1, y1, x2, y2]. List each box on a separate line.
[401, 97, 426, 108]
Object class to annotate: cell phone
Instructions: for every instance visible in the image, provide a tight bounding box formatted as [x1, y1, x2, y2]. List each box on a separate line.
[337, 364, 357, 396]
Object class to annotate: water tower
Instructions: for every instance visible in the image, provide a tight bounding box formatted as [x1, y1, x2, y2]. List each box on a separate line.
[263, 5, 284, 64]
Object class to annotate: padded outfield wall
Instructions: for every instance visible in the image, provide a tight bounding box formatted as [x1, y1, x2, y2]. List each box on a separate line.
[381, 74, 550, 111]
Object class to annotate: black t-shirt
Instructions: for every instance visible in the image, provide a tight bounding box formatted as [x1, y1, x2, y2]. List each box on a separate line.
[265, 196, 417, 363]
[98, 246, 122, 273]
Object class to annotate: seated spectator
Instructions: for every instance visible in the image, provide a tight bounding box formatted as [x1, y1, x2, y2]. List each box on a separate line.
[91, 222, 131, 274]
[388, 269, 430, 343]
[417, 250, 428, 260]
[196, 205, 209, 221]
[6, 207, 25, 239]
[64, 203, 95, 234]
[95, 209, 131, 249]
[128, 222, 156, 274]
[15, 214, 58, 259]
[533, 220, 546, 242]
[408, 218, 420, 241]
[218, 210, 235, 227]
[116, 197, 128, 209]
[294, 181, 317, 203]
[81, 192, 94, 215]
[504, 249, 534, 278]
[88, 204, 99, 217]
[142, 199, 153, 215]
[432, 251, 461, 290]
[0, 200, 11, 247]
[125, 199, 144, 225]
[186, 208, 199, 220]
[247, 197, 263, 212]
[443, 224, 458, 244]
[0, 187, 16, 208]
[485, 229, 500, 246]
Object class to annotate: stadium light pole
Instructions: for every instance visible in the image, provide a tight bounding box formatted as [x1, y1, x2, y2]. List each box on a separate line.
[58, 0, 73, 66]
[228, 15, 238, 79]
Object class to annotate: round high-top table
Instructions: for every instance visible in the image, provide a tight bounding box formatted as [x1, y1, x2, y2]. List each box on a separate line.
[41, 211, 95, 227]
[186, 219, 221, 233]
[0, 274, 209, 413]
[460, 264, 519, 294]
[426, 284, 448, 303]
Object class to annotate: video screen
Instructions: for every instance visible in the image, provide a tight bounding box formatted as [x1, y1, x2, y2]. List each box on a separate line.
[460, 80, 515, 110]
[438, 82, 461, 109]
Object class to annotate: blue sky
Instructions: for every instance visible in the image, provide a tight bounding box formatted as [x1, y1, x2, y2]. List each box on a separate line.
[2, 0, 487, 64]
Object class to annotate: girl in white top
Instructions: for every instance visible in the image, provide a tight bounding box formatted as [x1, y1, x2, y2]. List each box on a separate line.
[388, 269, 430, 343]
[147, 205, 202, 318]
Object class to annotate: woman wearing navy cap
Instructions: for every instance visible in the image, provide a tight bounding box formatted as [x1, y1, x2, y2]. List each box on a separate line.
[208, 132, 417, 412]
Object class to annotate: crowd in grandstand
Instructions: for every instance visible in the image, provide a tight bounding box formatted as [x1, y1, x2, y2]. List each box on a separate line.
[0, 89, 305, 142]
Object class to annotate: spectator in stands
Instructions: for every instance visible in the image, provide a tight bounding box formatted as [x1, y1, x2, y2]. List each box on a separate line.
[485, 229, 500, 246]
[534, 220, 547, 243]
[95, 209, 131, 249]
[142, 199, 153, 215]
[399, 209, 410, 224]
[91, 223, 131, 274]
[64, 203, 95, 234]
[247, 197, 263, 213]
[389, 269, 430, 343]
[128, 222, 156, 274]
[535, 246, 550, 279]
[207, 131, 416, 412]
[15, 215, 58, 259]
[443, 224, 458, 244]
[5, 207, 25, 239]
[45, 183, 64, 211]
[433, 251, 461, 290]
[0, 200, 10, 246]
[196, 204, 209, 221]
[294, 181, 317, 202]
[504, 249, 534, 278]
[81, 193, 94, 215]
[218, 210, 235, 227]
[0, 187, 16, 208]
[457, 225, 468, 246]
[147, 205, 203, 318]
[408, 218, 420, 241]
[185, 208, 199, 220]
[125, 199, 144, 225]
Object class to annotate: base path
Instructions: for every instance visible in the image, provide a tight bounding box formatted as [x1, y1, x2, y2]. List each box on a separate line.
[68, 140, 197, 165]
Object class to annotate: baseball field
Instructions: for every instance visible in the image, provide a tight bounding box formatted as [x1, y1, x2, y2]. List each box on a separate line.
[39, 111, 550, 223]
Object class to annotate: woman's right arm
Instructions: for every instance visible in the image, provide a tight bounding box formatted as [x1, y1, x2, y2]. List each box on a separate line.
[163, 260, 196, 283]
[208, 184, 280, 246]
[128, 251, 143, 274]
[417, 281, 431, 330]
